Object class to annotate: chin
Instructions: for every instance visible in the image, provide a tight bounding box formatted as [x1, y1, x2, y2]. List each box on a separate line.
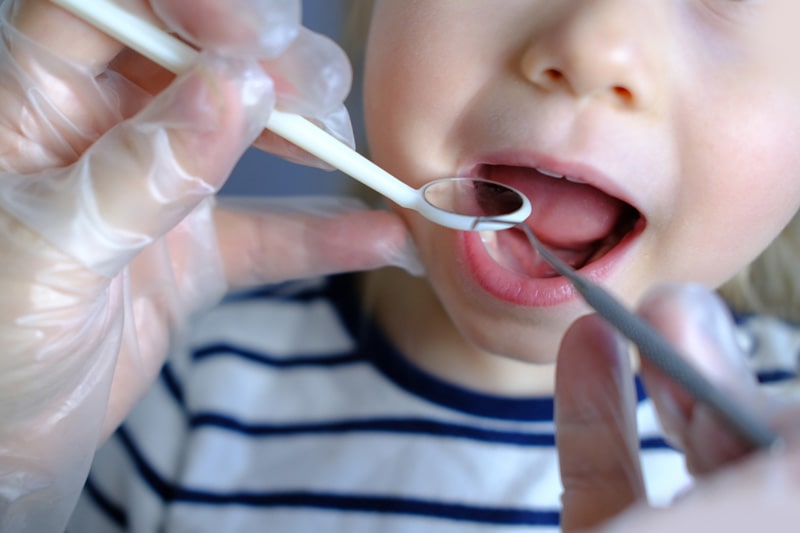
[429, 261, 591, 365]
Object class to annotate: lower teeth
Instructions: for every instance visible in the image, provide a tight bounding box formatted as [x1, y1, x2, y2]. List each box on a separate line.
[479, 229, 558, 277]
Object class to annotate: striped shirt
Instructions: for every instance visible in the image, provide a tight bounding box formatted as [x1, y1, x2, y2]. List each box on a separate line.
[68, 274, 797, 532]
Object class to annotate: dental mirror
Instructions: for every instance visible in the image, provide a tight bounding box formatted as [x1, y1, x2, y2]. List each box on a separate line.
[52, 0, 531, 232]
[482, 221, 779, 450]
[266, 112, 531, 231]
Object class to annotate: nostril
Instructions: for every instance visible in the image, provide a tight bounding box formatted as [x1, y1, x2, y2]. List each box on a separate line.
[612, 86, 633, 104]
[543, 68, 564, 84]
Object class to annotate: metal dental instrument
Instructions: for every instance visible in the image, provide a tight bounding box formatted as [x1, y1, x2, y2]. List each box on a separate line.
[512, 223, 779, 449]
[51, 0, 531, 232]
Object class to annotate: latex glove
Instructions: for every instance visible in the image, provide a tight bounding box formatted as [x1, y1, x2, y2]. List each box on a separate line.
[555, 283, 800, 532]
[0, 1, 417, 532]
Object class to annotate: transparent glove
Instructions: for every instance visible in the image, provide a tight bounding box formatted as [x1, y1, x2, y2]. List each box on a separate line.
[555, 283, 800, 532]
[153, 0, 358, 162]
[0, 1, 415, 532]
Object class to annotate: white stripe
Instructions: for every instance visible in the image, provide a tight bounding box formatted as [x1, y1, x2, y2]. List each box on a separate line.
[123, 378, 189, 474]
[178, 429, 564, 508]
[163, 505, 561, 533]
[189, 298, 354, 357]
[641, 450, 692, 507]
[184, 355, 557, 435]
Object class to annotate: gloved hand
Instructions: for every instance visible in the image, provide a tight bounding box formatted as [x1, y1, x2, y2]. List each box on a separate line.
[555, 283, 800, 532]
[0, 1, 418, 532]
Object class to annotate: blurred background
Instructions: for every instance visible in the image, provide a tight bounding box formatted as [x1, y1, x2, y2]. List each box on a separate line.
[220, 0, 359, 199]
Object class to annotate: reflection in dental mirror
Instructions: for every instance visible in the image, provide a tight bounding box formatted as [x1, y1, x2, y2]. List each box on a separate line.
[423, 178, 526, 217]
[419, 178, 531, 231]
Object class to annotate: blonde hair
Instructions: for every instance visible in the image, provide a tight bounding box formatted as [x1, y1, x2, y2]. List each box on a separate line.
[342, 0, 374, 68]
[719, 212, 800, 321]
[341, 1, 800, 322]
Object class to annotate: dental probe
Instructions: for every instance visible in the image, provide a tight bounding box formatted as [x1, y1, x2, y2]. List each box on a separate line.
[514, 224, 779, 450]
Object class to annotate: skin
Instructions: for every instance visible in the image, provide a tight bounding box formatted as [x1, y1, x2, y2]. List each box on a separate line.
[361, 0, 800, 395]
[556, 307, 800, 531]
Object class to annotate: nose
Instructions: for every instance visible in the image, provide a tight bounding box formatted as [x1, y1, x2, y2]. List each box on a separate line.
[520, 1, 662, 110]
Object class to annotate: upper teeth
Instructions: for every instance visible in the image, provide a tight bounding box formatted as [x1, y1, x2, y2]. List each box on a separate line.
[536, 167, 585, 184]
[536, 167, 563, 178]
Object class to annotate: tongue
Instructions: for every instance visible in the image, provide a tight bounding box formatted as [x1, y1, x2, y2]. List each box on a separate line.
[485, 165, 629, 248]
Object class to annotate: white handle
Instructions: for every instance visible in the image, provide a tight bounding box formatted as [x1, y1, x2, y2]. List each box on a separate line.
[49, 0, 419, 207]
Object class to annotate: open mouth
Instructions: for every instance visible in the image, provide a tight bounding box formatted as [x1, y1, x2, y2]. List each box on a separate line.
[475, 164, 643, 278]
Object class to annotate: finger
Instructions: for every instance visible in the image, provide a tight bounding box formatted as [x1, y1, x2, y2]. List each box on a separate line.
[252, 105, 355, 170]
[636, 283, 765, 474]
[252, 27, 356, 169]
[8, 0, 158, 68]
[264, 27, 353, 118]
[151, 0, 300, 58]
[0, 2, 158, 159]
[108, 47, 176, 96]
[214, 199, 423, 289]
[0, 54, 274, 277]
[556, 314, 646, 532]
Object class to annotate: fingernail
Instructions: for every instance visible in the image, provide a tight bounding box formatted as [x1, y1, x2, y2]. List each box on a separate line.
[152, 0, 301, 58]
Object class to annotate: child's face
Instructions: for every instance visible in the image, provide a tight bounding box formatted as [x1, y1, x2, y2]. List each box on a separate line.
[363, 1, 800, 362]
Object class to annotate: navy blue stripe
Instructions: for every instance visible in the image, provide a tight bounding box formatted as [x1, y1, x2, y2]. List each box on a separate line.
[734, 310, 800, 329]
[116, 427, 175, 501]
[364, 327, 557, 422]
[640, 436, 673, 450]
[175, 490, 560, 526]
[757, 370, 797, 384]
[192, 342, 364, 368]
[160, 361, 185, 407]
[190, 412, 674, 450]
[83, 474, 127, 529]
[114, 426, 559, 526]
[190, 413, 556, 446]
[221, 280, 329, 304]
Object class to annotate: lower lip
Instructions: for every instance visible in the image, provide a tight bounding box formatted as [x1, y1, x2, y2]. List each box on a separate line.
[459, 220, 645, 307]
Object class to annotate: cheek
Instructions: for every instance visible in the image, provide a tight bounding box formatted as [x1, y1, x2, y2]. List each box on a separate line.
[363, 11, 489, 188]
[671, 104, 800, 286]
[364, 66, 459, 187]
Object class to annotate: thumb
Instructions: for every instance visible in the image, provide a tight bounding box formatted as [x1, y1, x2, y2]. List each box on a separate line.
[556, 314, 646, 532]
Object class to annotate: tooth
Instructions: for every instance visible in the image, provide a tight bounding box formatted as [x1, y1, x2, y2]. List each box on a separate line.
[479, 230, 499, 254]
[536, 168, 564, 178]
[565, 175, 585, 184]
[479, 230, 504, 265]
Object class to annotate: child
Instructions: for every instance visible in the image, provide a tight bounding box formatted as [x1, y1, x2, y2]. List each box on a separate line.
[0, 0, 798, 531]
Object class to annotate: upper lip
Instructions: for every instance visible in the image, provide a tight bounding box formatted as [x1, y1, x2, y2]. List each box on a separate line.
[458, 150, 642, 215]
